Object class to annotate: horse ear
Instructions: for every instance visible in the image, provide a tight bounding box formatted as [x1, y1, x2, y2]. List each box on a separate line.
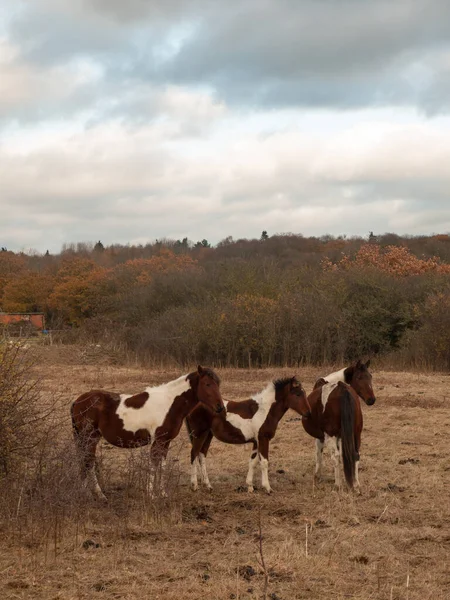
[365, 359, 371, 368]
[355, 359, 362, 368]
[291, 376, 300, 388]
[197, 365, 204, 374]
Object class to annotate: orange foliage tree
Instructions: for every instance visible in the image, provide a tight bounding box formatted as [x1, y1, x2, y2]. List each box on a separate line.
[48, 258, 111, 325]
[0, 252, 27, 306]
[2, 272, 54, 313]
[322, 244, 450, 277]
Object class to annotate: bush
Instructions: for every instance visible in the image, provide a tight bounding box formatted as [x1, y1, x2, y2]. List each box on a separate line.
[394, 290, 450, 370]
[0, 341, 47, 475]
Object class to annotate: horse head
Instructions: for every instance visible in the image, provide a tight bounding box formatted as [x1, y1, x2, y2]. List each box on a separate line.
[187, 365, 225, 414]
[275, 376, 311, 418]
[344, 359, 376, 406]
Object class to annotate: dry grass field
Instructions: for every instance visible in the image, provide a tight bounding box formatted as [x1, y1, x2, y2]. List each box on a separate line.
[1, 348, 449, 599]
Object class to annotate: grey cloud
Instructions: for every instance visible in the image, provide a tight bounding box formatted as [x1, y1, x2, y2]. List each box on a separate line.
[150, 0, 450, 111]
[4, 0, 450, 118]
[84, 0, 204, 23]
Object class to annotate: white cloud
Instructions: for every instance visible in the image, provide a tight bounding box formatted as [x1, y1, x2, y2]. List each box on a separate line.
[1, 103, 450, 252]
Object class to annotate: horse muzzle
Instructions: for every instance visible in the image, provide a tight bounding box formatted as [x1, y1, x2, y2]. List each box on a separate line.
[302, 410, 312, 420]
[215, 404, 226, 414]
[365, 397, 376, 406]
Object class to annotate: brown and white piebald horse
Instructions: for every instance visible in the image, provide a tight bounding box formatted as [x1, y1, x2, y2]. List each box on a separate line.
[302, 360, 376, 491]
[71, 366, 224, 501]
[186, 377, 311, 494]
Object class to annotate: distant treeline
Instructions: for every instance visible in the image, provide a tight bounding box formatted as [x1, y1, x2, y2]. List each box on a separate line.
[1, 232, 450, 369]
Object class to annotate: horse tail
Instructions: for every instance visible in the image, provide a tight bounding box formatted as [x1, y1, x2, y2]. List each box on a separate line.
[339, 386, 356, 488]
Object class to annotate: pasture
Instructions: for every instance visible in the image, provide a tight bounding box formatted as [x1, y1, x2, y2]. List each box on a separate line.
[1, 351, 449, 599]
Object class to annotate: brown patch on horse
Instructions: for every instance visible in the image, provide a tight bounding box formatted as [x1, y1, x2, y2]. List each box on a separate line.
[313, 378, 328, 390]
[226, 399, 259, 419]
[124, 391, 149, 409]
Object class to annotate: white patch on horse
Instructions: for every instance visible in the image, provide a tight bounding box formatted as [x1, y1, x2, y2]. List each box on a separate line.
[116, 374, 189, 438]
[260, 457, 271, 493]
[199, 452, 212, 490]
[325, 434, 342, 489]
[224, 383, 276, 441]
[190, 457, 199, 491]
[323, 367, 346, 385]
[320, 382, 338, 409]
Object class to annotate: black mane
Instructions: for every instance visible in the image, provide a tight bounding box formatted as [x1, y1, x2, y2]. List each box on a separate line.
[273, 377, 296, 392]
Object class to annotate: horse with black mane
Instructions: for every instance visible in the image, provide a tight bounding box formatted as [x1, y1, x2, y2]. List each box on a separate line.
[302, 360, 376, 491]
[71, 365, 224, 501]
[186, 376, 311, 494]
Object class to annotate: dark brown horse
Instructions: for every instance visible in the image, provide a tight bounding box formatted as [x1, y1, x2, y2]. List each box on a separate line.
[71, 366, 224, 500]
[186, 377, 311, 494]
[302, 360, 376, 491]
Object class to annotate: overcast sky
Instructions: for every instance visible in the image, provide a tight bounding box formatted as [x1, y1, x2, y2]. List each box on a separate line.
[1, 0, 450, 253]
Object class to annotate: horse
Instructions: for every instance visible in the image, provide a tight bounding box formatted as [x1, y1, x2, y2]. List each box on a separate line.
[71, 365, 225, 501]
[302, 359, 376, 491]
[186, 376, 311, 494]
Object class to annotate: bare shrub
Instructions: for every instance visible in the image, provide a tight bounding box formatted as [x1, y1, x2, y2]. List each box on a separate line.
[391, 289, 450, 370]
[0, 342, 182, 557]
[0, 433, 183, 561]
[0, 340, 52, 475]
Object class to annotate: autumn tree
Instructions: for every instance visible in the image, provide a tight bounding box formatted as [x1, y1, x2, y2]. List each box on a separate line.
[322, 244, 450, 277]
[2, 272, 53, 313]
[0, 252, 27, 306]
[48, 258, 111, 325]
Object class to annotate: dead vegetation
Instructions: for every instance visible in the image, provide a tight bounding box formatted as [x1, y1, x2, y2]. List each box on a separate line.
[0, 349, 449, 599]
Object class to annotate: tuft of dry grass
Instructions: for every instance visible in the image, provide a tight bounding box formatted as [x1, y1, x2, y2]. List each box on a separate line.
[0, 349, 449, 599]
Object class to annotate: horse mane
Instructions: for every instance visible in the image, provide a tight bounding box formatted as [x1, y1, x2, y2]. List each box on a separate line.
[273, 377, 295, 392]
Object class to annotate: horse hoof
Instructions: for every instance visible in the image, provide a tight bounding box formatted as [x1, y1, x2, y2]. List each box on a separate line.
[206, 485, 213, 492]
[247, 486, 254, 493]
[264, 488, 272, 495]
[191, 484, 198, 492]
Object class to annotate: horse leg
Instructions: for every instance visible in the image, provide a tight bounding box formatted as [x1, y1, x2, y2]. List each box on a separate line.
[190, 430, 209, 491]
[72, 420, 107, 502]
[150, 439, 170, 497]
[198, 431, 213, 491]
[82, 434, 107, 502]
[246, 441, 259, 493]
[354, 432, 361, 494]
[327, 435, 342, 490]
[258, 437, 272, 494]
[314, 437, 325, 480]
